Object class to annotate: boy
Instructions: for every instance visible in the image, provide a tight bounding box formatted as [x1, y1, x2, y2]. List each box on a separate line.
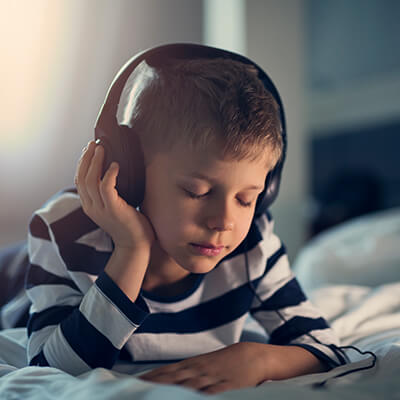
[25, 46, 346, 394]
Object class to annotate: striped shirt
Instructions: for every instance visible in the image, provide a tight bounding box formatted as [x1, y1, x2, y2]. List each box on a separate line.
[25, 187, 346, 376]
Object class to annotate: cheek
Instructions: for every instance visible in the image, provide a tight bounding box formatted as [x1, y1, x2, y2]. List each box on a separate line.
[234, 216, 254, 244]
[149, 195, 194, 243]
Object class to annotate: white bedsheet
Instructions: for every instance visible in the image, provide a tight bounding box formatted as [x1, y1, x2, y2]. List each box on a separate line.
[1, 282, 399, 399]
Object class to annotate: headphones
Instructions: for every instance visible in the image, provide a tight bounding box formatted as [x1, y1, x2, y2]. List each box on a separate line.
[94, 43, 287, 219]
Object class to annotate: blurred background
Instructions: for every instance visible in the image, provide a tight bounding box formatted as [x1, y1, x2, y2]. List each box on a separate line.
[1, 0, 399, 263]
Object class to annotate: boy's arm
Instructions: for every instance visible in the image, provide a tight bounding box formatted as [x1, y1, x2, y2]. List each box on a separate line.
[139, 341, 327, 394]
[26, 141, 156, 375]
[25, 198, 150, 376]
[250, 342, 328, 379]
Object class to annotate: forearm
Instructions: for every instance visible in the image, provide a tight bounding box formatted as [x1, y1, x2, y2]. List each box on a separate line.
[104, 245, 151, 302]
[251, 343, 328, 382]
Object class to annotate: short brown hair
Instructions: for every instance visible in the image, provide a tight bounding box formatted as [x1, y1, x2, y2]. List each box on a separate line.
[132, 57, 283, 168]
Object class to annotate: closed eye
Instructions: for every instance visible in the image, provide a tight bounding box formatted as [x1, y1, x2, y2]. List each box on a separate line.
[184, 189, 253, 208]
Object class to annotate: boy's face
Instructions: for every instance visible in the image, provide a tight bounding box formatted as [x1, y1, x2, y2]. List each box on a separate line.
[140, 141, 272, 278]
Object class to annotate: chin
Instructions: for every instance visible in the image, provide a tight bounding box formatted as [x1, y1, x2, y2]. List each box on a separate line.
[165, 244, 225, 274]
[178, 257, 219, 274]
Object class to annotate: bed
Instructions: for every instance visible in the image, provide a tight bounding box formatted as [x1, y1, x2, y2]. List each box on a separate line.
[0, 207, 399, 399]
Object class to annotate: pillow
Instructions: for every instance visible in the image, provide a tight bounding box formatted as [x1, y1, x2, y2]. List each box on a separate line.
[0, 241, 30, 329]
[293, 207, 400, 293]
[0, 241, 29, 307]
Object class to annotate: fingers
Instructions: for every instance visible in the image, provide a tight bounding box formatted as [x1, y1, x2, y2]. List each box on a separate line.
[140, 365, 228, 393]
[99, 161, 120, 209]
[75, 140, 95, 209]
[74, 140, 105, 211]
[86, 144, 105, 208]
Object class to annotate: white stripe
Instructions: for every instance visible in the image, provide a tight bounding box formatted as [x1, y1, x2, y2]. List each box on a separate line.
[258, 230, 283, 260]
[27, 235, 69, 278]
[251, 272, 294, 310]
[27, 324, 57, 361]
[75, 228, 113, 252]
[252, 300, 331, 335]
[80, 284, 138, 349]
[261, 252, 292, 284]
[196, 259, 249, 304]
[254, 213, 274, 240]
[143, 282, 206, 313]
[36, 192, 80, 225]
[126, 315, 247, 361]
[44, 324, 90, 375]
[26, 284, 81, 313]
[68, 270, 97, 293]
[293, 328, 341, 348]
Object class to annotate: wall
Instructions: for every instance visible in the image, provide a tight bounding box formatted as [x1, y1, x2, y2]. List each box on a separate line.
[1, 0, 202, 246]
[246, 0, 307, 262]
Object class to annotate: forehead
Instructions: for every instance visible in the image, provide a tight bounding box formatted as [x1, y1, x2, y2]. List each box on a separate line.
[149, 141, 272, 187]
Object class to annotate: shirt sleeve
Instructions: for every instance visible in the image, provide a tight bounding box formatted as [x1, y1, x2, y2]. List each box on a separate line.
[249, 212, 348, 369]
[25, 190, 150, 375]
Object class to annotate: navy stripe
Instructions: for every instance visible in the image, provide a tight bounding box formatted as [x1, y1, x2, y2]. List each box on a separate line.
[269, 317, 329, 345]
[50, 207, 99, 246]
[41, 186, 78, 207]
[245, 244, 287, 296]
[245, 245, 286, 295]
[60, 310, 119, 369]
[136, 281, 254, 334]
[265, 210, 273, 222]
[27, 305, 77, 336]
[142, 273, 205, 303]
[250, 278, 306, 313]
[96, 271, 150, 325]
[328, 344, 348, 365]
[29, 214, 51, 241]
[29, 350, 50, 366]
[25, 263, 80, 292]
[58, 242, 111, 275]
[288, 344, 341, 369]
[118, 346, 133, 361]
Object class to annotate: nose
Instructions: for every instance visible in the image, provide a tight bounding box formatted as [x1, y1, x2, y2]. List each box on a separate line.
[205, 200, 235, 232]
[207, 219, 234, 232]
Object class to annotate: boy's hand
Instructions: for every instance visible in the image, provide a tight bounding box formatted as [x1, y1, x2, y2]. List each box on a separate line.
[74, 140, 155, 250]
[138, 342, 270, 395]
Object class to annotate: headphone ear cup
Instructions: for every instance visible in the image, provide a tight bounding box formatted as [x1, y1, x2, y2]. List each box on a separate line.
[254, 165, 281, 218]
[115, 126, 146, 208]
[255, 171, 271, 217]
[97, 128, 145, 208]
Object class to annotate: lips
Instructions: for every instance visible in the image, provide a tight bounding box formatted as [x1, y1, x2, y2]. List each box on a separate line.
[190, 243, 224, 256]
[192, 242, 224, 249]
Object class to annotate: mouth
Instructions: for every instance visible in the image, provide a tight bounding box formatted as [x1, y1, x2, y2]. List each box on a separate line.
[189, 243, 225, 256]
[192, 242, 225, 250]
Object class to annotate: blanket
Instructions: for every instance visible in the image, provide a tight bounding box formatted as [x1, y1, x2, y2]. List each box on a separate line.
[1, 282, 399, 399]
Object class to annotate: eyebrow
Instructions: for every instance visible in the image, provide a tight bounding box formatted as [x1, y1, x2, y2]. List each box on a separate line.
[184, 172, 264, 191]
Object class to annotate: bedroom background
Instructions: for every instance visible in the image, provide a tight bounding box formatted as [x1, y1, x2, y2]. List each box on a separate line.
[1, 0, 400, 266]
